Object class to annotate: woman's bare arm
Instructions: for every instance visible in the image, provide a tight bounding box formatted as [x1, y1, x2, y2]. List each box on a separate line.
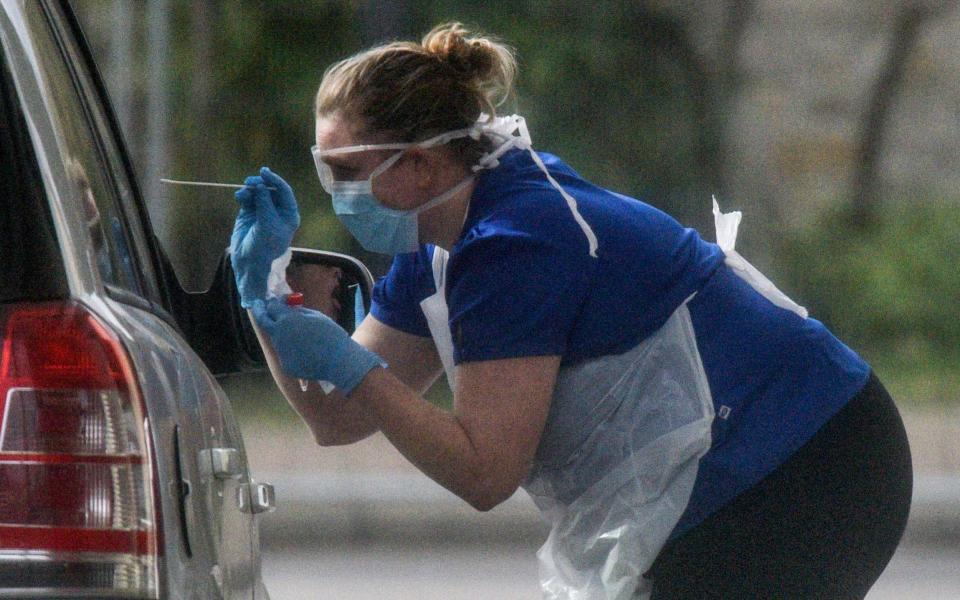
[350, 354, 559, 510]
[250, 311, 444, 446]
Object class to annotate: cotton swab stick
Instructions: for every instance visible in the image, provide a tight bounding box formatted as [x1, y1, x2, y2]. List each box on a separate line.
[161, 178, 277, 190]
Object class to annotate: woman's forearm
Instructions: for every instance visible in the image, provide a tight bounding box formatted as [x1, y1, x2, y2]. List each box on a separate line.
[248, 310, 378, 445]
[348, 355, 558, 511]
[349, 367, 517, 511]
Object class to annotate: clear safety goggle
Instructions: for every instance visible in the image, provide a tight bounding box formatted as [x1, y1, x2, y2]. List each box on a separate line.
[310, 126, 479, 195]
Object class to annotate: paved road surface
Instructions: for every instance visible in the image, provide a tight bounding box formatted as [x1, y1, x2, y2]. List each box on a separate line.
[245, 414, 960, 599]
[261, 541, 960, 599]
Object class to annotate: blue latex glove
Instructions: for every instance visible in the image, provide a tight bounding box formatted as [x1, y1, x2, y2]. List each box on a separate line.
[230, 167, 300, 308]
[251, 297, 385, 394]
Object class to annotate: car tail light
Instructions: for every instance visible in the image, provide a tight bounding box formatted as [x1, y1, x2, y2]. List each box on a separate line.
[0, 302, 159, 597]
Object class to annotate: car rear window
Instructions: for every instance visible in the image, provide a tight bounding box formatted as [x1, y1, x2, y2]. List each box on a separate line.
[0, 46, 68, 303]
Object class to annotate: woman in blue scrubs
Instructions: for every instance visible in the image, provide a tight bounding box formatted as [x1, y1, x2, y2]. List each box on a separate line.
[232, 23, 912, 599]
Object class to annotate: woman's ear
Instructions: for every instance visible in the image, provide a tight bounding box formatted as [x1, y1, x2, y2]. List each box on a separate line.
[404, 147, 438, 191]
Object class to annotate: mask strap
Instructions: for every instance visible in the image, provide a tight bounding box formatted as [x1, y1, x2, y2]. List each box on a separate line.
[369, 150, 407, 181]
[412, 175, 476, 216]
[473, 114, 531, 171]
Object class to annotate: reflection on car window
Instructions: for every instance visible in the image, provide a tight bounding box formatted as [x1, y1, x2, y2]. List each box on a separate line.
[67, 157, 138, 288]
[24, 3, 142, 295]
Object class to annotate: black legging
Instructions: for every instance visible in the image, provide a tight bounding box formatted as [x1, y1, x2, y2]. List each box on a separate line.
[647, 372, 913, 599]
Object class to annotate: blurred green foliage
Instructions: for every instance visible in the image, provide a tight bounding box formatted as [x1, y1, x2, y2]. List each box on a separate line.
[162, 2, 360, 266]
[779, 202, 960, 405]
[72, 1, 957, 408]
[420, 2, 716, 227]
[76, 1, 715, 269]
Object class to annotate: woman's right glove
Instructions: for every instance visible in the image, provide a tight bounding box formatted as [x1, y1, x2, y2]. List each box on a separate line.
[230, 167, 300, 308]
[251, 297, 386, 395]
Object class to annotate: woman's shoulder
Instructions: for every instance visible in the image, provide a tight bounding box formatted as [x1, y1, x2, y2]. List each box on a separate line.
[451, 154, 598, 286]
[455, 195, 595, 268]
[379, 246, 436, 295]
[475, 148, 581, 195]
[464, 151, 597, 246]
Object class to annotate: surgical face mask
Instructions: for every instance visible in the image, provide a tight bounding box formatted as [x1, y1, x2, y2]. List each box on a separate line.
[329, 175, 474, 254]
[311, 128, 477, 254]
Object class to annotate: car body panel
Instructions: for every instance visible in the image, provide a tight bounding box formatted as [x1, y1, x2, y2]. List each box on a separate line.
[0, 1, 269, 597]
[103, 295, 258, 599]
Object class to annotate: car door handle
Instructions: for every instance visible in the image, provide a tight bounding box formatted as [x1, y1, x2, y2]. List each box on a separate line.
[202, 447, 243, 480]
[247, 482, 276, 514]
[236, 482, 276, 514]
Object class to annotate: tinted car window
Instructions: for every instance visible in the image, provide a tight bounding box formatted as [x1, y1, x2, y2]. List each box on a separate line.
[19, 2, 145, 297]
[46, 2, 163, 303]
[0, 46, 67, 303]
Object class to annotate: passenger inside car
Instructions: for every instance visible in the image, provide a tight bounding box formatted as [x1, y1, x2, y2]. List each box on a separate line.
[286, 262, 343, 321]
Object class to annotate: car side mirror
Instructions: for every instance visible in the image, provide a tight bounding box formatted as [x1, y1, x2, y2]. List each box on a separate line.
[182, 247, 374, 377]
[281, 247, 375, 334]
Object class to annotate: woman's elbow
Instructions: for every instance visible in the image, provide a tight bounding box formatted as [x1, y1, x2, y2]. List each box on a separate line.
[464, 476, 521, 512]
[313, 431, 352, 447]
[310, 423, 370, 447]
[467, 493, 508, 512]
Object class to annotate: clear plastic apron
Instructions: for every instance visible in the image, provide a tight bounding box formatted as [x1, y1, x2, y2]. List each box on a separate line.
[419, 247, 458, 387]
[418, 201, 806, 599]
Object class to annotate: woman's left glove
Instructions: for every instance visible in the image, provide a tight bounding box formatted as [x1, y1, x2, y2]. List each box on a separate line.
[251, 297, 386, 394]
[230, 167, 300, 308]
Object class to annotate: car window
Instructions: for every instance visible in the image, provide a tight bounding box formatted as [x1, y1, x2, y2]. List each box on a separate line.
[47, 2, 164, 303]
[0, 43, 68, 303]
[19, 2, 153, 300]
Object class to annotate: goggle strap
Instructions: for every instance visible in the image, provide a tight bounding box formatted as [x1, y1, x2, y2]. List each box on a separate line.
[320, 142, 411, 157]
[319, 125, 477, 158]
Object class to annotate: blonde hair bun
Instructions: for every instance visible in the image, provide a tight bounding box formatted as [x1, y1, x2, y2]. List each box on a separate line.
[315, 21, 518, 163]
[422, 22, 516, 112]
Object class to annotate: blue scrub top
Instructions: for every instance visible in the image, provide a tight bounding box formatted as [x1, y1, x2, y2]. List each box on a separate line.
[371, 148, 870, 537]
